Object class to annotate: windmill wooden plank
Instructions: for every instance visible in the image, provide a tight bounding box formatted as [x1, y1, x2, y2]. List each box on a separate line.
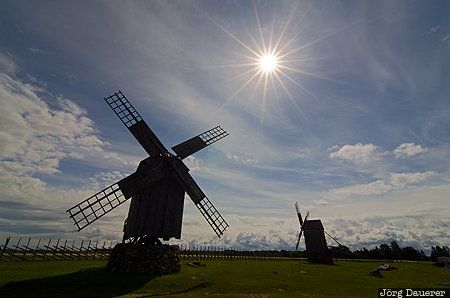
[67, 91, 229, 245]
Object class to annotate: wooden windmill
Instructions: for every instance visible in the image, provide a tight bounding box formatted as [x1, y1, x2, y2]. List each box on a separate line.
[295, 202, 333, 264]
[67, 91, 229, 244]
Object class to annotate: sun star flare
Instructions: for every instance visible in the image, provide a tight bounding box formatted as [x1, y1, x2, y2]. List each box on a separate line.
[259, 53, 279, 73]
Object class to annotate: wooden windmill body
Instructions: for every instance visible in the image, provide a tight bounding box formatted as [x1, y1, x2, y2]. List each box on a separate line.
[295, 202, 333, 264]
[67, 91, 229, 244]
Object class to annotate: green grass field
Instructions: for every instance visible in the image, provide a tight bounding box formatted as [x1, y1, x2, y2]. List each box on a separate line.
[0, 259, 448, 297]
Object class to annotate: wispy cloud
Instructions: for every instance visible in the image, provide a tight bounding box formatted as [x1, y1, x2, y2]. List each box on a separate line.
[390, 171, 435, 187]
[29, 48, 47, 54]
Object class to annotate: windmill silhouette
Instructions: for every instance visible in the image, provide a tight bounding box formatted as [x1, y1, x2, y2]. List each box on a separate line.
[67, 91, 229, 244]
[294, 202, 334, 264]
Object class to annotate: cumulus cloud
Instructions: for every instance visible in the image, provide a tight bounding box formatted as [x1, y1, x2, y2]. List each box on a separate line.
[0, 57, 133, 239]
[325, 215, 449, 251]
[329, 143, 382, 164]
[394, 143, 427, 158]
[0, 73, 105, 176]
[171, 211, 449, 252]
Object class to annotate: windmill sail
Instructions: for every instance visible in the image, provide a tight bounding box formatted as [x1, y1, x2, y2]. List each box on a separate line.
[295, 229, 303, 250]
[295, 201, 303, 225]
[172, 126, 229, 159]
[196, 196, 229, 237]
[170, 159, 228, 237]
[104, 91, 168, 156]
[66, 183, 128, 231]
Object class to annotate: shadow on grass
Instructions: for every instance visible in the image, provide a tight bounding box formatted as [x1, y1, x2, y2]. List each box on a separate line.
[0, 267, 157, 297]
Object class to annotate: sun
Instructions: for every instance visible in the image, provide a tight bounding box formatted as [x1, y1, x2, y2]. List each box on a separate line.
[259, 53, 278, 73]
[208, 1, 345, 116]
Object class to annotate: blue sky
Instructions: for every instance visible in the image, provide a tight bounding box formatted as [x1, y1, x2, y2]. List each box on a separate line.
[0, 0, 449, 252]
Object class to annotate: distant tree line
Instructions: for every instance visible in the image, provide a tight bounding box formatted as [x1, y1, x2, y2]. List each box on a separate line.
[345, 241, 429, 261]
[430, 245, 450, 262]
[280, 241, 448, 261]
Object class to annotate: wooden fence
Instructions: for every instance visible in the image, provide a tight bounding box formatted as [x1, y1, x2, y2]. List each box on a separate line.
[1, 237, 304, 262]
[0, 237, 116, 262]
[179, 244, 303, 261]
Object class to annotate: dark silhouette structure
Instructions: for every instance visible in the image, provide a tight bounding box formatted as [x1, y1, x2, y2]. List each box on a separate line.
[67, 91, 229, 244]
[295, 202, 333, 264]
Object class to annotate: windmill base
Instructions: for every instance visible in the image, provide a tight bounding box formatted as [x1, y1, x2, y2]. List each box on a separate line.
[106, 242, 181, 274]
[307, 251, 333, 265]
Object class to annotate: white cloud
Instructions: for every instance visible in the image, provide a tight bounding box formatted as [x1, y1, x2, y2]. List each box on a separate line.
[390, 171, 435, 187]
[394, 143, 427, 158]
[29, 48, 47, 54]
[0, 52, 16, 74]
[329, 143, 381, 164]
[170, 211, 449, 252]
[324, 215, 449, 251]
[327, 179, 393, 198]
[325, 171, 437, 199]
[442, 35, 450, 47]
[183, 155, 206, 172]
[0, 60, 134, 238]
[427, 25, 440, 34]
[0, 73, 106, 176]
[226, 153, 258, 164]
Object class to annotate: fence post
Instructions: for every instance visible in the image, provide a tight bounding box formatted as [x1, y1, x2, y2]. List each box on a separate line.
[85, 240, 91, 260]
[21, 238, 31, 261]
[10, 238, 21, 261]
[0, 237, 10, 261]
[52, 239, 60, 261]
[32, 239, 41, 261]
[60, 240, 68, 261]
[77, 240, 84, 260]
[42, 239, 51, 261]
[93, 241, 98, 260]
[1, 237, 11, 261]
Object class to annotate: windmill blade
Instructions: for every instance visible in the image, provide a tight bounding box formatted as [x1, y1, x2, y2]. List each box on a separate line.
[104, 91, 168, 157]
[295, 202, 303, 226]
[304, 210, 309, 222]
[295, 201, 301, 214]
[172, 126, 229, 159]
[183, 173, 229, 237]
[170, 159, 228, 237]
[295, 229, 303, 250]
[195, 196, 229, 238]
[66, 183, 128, 231]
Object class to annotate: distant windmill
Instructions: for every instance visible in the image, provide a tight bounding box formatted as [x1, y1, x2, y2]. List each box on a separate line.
[67, 91, 229, 244]
[294, 202, 335, 264]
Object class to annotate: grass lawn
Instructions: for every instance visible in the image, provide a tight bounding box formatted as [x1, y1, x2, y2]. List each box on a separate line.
[0, 259, 448, 297]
